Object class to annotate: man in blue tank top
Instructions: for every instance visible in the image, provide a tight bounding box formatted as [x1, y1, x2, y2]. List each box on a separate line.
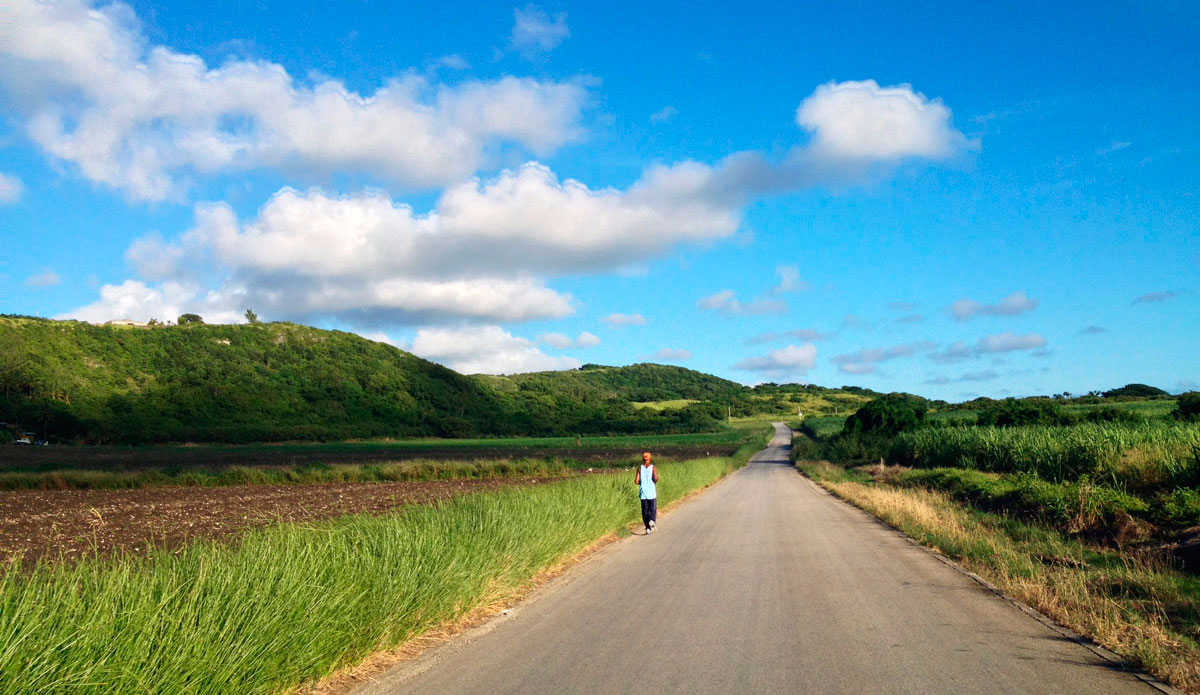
[635, 452, 658, 534]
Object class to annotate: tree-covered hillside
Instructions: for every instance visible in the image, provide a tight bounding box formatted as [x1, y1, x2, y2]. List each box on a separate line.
[0, 317, 737, 443]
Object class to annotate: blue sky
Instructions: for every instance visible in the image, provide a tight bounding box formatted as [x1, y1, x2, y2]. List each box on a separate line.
[1, 0, 1196, 399]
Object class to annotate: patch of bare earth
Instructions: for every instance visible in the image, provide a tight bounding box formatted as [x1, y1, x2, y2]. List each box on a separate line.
[0, 476, 588, 566]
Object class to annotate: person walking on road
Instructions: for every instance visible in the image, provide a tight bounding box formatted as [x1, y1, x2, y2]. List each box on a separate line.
[636, 452, 658, 534]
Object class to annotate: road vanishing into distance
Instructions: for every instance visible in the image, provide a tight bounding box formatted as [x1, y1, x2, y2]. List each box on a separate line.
[358, 423, 1167, 695]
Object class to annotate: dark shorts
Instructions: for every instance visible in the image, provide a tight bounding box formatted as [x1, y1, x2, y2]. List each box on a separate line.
[640, 498, 657, 528]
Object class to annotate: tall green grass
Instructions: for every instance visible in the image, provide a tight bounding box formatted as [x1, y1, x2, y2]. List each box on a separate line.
[891, 421, 1200, 487]
[0, 456, 743, 694]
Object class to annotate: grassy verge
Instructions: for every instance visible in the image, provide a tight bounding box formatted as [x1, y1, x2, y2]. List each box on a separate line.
[0, 443, 758, 694]
[795, 460, 1200, 693]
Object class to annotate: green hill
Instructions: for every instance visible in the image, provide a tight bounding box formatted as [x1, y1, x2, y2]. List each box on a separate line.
[0, 316, 898, 444]
[0, 317, 740, 443]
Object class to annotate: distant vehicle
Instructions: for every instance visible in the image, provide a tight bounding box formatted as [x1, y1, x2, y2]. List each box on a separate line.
[12, 438, 32, 445]
[33, 439, 48, 446]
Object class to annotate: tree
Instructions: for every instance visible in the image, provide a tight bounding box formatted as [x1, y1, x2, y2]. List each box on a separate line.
[1103, 383, 1168, 399]
[842, 393, 928, 437]
[177, 313, 204, 325]
[244, 308, 259, 325]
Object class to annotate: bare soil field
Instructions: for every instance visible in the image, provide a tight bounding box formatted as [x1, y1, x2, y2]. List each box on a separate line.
[0, 473, 611, 566]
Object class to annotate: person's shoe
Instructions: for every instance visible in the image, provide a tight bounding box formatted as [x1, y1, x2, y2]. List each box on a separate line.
[649, 520, 656, 530]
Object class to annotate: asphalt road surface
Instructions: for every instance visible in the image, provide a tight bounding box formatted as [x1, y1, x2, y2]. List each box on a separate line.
[358, 423, 1166, 695]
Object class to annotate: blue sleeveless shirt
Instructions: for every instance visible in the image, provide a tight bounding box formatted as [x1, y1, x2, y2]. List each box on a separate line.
[639, 464, 657, 499]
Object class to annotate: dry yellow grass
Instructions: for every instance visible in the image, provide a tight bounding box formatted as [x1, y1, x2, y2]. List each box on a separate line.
[820, 479, 1200, 693]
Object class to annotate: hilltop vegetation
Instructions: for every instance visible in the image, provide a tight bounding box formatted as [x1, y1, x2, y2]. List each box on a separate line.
[0, 317, 752, 443]
[0, 316, 891, 445]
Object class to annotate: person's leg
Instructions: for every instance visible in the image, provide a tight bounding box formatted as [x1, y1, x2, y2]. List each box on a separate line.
[649, 498, 657, 527]
[641, 498, 652, 531]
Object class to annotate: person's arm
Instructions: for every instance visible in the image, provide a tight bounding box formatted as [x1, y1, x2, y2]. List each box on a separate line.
[635, 468, 641, 485]
[652, 465, 658, 483]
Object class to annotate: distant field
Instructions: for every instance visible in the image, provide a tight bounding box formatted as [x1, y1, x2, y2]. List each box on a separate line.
[799, 416, 846, 438]
[630, 399, 698, 410]
[1060, 399, 1177, 417]
[927, 410, 978, 424]
[0, 427, 762, 484]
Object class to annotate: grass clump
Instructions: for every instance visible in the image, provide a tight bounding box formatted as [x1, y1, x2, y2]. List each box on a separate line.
[892, 468, 1152, 536]
[0, 453, 746, 694]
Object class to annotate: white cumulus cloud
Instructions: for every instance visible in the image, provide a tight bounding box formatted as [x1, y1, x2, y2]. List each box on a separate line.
[0, 0, 590, 200]
[410, 325, 578, 374]
[796, 79, 973, 166]
[72, 160, 746, 326]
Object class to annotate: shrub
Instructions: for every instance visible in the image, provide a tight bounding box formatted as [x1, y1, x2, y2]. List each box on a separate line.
[1175, 392, 1200, 422]
[976, 398, 1064, 428]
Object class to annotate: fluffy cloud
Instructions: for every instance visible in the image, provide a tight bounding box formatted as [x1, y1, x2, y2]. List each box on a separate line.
[65, 279, 244, 324]
[409, 325, 578, 374]
[697, 289, 787, 316]
[950, 291, 1038, 321]
[652, 348, 692, 362]
[602, 313, 647, 327]
[510, 5, 570, 58]
[1133, 291, 1176, 304]
[73, 160, 746, 325]
[539, 331, 600, 349]
[795, 80, 973, 166]
[733, 344, 817, 378]
[0, 172, 23, 204]
[1, 0, 589, 199]
[831, 341, 936, 374]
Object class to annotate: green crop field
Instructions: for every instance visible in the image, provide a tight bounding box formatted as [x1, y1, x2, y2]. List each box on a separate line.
[890, 420, 1200, 488]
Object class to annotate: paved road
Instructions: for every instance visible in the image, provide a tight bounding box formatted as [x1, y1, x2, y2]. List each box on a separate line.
[358, 423, 1163, 695]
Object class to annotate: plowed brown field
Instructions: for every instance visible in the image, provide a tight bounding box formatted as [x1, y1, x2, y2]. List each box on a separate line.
[0, 473, 611, 566]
